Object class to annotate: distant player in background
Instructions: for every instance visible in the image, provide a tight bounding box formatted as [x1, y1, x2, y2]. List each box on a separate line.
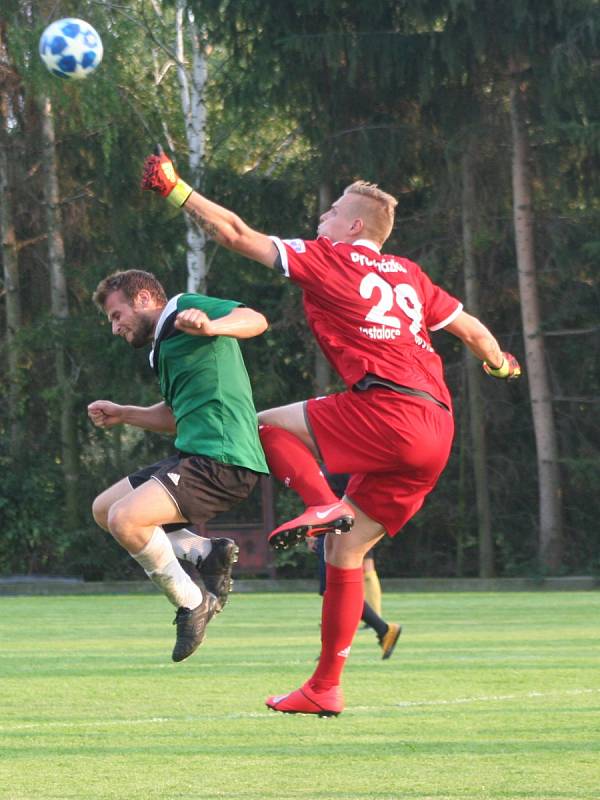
[362, 549, 383, 618]
[141, 148, 521, 715]
[89, 269, 268, 662]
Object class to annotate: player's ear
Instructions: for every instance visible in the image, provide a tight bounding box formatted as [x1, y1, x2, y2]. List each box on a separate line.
[135, 289, 152, 308]
[350, 217, 364, 235]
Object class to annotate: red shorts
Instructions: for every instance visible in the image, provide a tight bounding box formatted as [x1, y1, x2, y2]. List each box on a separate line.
[306, 387, 454, 536]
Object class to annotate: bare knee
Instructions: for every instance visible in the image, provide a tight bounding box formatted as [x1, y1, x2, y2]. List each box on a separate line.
[326, 534, 371, 569]
[258, 403, 317, 454]
[106, 501, 134, 544]
[325, 511, 385, 569]
[258, 408, 287, 428]
[92, 494, 111, 531]
[92, 478, 133, 532]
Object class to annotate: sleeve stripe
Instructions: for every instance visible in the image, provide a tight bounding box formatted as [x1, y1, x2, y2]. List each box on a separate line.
[269, 236, 290, 277]
[429, 303, 463, 331]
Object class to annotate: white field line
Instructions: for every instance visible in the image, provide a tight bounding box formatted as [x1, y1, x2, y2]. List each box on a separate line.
[390, 686, 600, 709]
[1, 688, 598, 733]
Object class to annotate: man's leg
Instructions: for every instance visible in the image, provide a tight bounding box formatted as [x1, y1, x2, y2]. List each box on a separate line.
[107, 480, 218, 662]
[358, 552, 403, 658]
[93, 476, 213, 559]
[92, 477, 134, 531]
[266, 504, 384, 716]
[93, 472, 235, 612]
[258, 404, 354, 548]
[313, 534, 400, 658]
[170, 529, 239, 612]
[362, 554, 382, 617]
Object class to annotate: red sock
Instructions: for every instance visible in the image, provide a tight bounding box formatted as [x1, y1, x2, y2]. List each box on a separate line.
[259, 424, 338, 506]
[310, 564, 364, 691]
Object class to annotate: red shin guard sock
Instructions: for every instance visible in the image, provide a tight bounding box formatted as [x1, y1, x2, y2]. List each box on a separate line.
[310, 564, 364, 691]
[258, 424, 338, 506]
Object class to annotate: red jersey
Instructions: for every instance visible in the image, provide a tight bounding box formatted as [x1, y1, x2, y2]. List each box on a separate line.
[270, 236, 462, 408]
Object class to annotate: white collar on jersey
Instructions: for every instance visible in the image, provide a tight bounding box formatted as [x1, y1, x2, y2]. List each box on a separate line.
[349, 238, 381, 253]
[149, 294, 182, 368]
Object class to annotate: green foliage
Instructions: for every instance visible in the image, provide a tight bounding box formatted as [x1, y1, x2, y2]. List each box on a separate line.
[0, 0, 598, 578]
[0, 456, 68, 575]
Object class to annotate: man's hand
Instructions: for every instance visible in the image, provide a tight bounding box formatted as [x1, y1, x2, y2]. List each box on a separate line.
[141, 145, 193, 208]
[88, 400, 127, 428]
[174, 308, 216, 336]
[483, 352, 521, 380]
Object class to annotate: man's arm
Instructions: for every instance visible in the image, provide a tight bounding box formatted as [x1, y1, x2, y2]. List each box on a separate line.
[184, 192, 278, 268]
[141, 149, 279, 269]
[444, 311, 521, 379]
[174, 306, 268, 338]
[88, 400, 177, 433]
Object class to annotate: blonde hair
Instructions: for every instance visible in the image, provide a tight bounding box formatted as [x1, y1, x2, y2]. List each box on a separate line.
[343, 181, 397, 244]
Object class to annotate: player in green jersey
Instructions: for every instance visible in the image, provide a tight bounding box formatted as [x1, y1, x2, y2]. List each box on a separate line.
[88, 269, 268, 662]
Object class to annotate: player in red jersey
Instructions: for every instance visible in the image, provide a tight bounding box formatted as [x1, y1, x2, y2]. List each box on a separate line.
[142, 148, 521, 717]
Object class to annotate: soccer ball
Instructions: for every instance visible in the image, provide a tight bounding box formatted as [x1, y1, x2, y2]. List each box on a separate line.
[39, 18, 103, 80]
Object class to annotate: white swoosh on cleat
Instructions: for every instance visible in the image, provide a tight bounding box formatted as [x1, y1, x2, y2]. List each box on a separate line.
[315, 506, 343, 519]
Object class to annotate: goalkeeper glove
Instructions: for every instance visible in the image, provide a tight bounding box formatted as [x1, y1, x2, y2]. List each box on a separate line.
[482, 352, 521, 380]
[141, 145, 193, 208]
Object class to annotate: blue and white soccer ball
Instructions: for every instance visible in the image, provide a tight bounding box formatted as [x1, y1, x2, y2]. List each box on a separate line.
[39, 18, 103, 80]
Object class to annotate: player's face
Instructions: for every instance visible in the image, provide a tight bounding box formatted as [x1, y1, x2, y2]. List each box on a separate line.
[317, 194, 362, 242]
[104, 290, 155, 348]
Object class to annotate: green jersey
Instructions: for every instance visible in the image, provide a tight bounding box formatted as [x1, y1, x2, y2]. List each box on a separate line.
[149, 293, 268, 474]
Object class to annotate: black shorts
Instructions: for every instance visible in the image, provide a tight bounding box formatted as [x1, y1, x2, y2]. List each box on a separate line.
[128, 454, 260, 526]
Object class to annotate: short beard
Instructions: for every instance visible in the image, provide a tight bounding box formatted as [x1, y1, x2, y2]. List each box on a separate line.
[129, 314, 155, 348]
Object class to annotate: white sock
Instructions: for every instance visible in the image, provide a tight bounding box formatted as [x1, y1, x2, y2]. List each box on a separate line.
[131, 527, 202, 609]
[167, 528, 213, 565]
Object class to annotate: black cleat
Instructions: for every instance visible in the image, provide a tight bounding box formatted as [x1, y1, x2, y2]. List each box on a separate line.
[171, 591, 218, 662]
[198, 538, 239, 613]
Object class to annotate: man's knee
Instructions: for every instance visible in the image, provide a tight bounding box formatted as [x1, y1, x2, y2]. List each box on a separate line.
[325, 515, 384, 568]
[257, 409, 271, 425]
[325, 534, 368, 568]
[257, 408, 288, 429]
[258, 401, 306, 429]
[258, 404, 317, 454]
[106, 500, 133, 540]
[92, 478, 134, 532]
[92, 494, 111, 531]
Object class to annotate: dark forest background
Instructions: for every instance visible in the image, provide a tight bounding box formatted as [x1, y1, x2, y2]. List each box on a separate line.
[1, 0, 598, 580]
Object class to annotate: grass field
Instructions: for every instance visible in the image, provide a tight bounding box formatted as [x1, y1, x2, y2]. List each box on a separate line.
[0, 590, 599, 800]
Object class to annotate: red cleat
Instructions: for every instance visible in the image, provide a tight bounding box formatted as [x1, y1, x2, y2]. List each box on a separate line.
[268, 501, 354, 551]
[266, 682, 344, 717]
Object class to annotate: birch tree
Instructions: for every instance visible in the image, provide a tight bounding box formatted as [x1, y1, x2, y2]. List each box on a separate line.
[175, 1, 208, 292]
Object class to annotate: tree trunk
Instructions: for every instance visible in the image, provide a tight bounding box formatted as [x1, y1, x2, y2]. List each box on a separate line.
[509, 75, 563, 571]
[40, 94, 80, 530]
[314, 180, 332, 394]
[0, 100, 23, 456]
[460, 143, 494, 577]
[0, 22, 23, 456]
[176, 1, 207, 292]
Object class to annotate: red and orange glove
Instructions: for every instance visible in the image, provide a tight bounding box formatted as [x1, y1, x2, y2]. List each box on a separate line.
[141, 145, 193, 208]
[483, 352, 521, 380]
